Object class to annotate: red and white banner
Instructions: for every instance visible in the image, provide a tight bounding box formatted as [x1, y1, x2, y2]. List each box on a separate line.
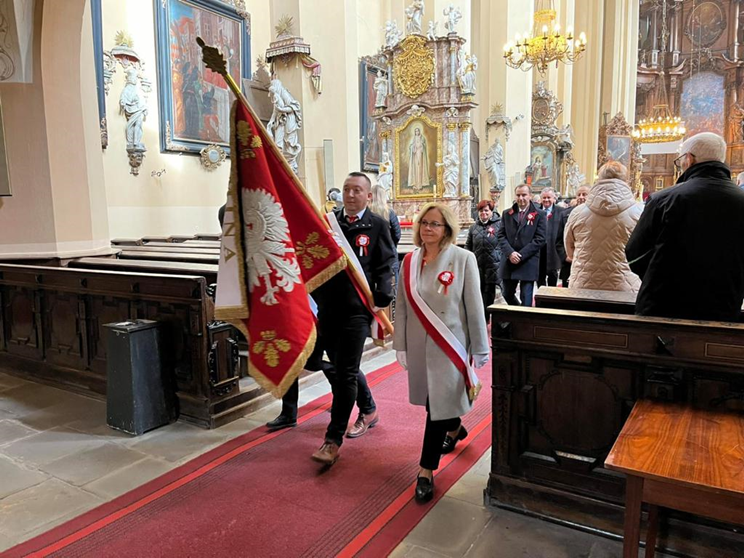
[215, 101, 346, 398]
[402, 249, 481, 402]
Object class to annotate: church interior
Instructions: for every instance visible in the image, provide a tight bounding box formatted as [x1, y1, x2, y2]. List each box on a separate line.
[1, 0, 743, 556]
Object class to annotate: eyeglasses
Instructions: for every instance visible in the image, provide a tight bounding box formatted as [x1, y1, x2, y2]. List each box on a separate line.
[420, 219, 445, 229]
[673, 153, 694, 171]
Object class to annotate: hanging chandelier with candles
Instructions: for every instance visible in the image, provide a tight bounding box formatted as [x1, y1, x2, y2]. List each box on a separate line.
[632, 0, 686, 143]
[503, 1, 587, 75]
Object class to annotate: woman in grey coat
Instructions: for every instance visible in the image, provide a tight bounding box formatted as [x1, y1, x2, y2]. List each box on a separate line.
[394, 202, 489, 503]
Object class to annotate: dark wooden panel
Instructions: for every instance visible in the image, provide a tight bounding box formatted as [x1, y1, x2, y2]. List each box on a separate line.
[4, 286, 43, 360]
[489, 305, 744, 556]
[43, 291, 88, 370]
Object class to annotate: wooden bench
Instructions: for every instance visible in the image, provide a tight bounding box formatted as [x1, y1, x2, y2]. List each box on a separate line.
[119, 245, 220, 255]
[70, 257, 219, 284]
[117, 250, 219, 264]
[606, 400, 744, 558]
[488, 304, 744, 556]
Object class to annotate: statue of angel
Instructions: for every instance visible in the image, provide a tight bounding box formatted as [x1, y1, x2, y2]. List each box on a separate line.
[384, 20, 403, 48]
[436, 141, 460, 198]
[405, 0, 424, 35]
[443, 5, 462, 34]
[373, 71, 389, 108]
[482, 139, 505, 192]
[378, 151, 394, 192]
[427, 20, 438, 41]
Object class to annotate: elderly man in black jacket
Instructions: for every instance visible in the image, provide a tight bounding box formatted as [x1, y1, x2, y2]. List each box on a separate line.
[626, 132, 744, 321]
[498, 184, 547, 307]
[537, 187, 567, 287]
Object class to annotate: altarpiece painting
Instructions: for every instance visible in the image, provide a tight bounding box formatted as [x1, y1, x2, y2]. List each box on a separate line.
[395, 116, 441, 199]
[155, 0, 250, 154]
[359, 59, 384, 171]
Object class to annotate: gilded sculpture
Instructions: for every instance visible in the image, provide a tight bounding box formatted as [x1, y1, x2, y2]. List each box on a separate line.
[393, 35, 435, 99]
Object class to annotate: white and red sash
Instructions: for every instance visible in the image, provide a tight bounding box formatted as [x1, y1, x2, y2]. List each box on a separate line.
[327, 212, 386, 344]
[403, 249, 482, 402]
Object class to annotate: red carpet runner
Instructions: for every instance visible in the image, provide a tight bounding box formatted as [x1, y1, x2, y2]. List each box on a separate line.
[6, 361, 492, 558]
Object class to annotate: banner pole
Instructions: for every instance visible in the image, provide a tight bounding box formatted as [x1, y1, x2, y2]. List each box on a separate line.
[196, 37, 394, 337]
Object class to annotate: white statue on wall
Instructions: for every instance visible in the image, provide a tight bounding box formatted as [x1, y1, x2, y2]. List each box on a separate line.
[378, 151, 394, 193]
[457, 51, 477, 96]
[436, 141, 460, 198]
[384, 20, 403, 48]
[120, 66, 147, 151]
[482, 138, 506, 192]
[405, 0, 424, 35]
[373, 71, 389, 108]
[267, 78, 303, 174]
[427, 21, 438, 40]
[443, 5, 462, 34]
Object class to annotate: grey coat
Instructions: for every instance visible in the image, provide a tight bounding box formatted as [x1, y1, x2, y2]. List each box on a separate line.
[393, 245, 489, 421]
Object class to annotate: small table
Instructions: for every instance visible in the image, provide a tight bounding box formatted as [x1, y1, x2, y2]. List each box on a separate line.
[606, 400, 744, 558]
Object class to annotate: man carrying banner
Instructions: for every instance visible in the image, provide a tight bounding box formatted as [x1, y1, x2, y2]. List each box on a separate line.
[310, 172, 397, 465]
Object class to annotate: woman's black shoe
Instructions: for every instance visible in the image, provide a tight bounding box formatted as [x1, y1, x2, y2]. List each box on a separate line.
[441, 425, 468, 454]
[415, 476, 434, 503]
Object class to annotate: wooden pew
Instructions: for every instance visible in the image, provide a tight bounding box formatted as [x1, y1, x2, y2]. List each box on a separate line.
[535, 286, 744, 321]
[196, 233, 221, 241]
[487, 304, 744, 557]
[111, 238, 144, 247]
[117, 250, 219, 265]
[0, 264, 244, 428]
[118, 245, 220, 256]
[70, 258, 218, 284]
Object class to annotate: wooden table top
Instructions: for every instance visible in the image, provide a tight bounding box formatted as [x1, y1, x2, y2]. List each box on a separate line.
[606, 400, 744, 496]
[118, 250, 219, 264]
[73, 257, 218, 276]
[535, 286, 636, 305]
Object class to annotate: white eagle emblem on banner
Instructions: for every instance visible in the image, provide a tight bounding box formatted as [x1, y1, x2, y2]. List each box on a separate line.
[243, 188, 301, 305]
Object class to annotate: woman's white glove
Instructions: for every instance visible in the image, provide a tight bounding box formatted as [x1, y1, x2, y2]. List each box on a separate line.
[473, 354, 489, 369]
[396, 350, 408, 369]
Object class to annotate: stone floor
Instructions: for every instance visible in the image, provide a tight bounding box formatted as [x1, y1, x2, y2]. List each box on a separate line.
[0, 351, 656, 557]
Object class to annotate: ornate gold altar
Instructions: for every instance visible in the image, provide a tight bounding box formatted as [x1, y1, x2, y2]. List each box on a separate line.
[373, 29, 478, 224]
[528, 82, 584, 197]
[597, 112, 645, 200]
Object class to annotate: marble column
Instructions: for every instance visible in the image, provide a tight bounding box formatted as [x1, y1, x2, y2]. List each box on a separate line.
[471, 0, 533, 212]
[460, 122, 471, 196]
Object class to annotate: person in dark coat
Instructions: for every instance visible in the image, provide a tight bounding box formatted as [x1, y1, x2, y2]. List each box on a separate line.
[558, 184, 590, 287]
[498, 184, 547, 307]
[537, 187, 567, 287]
[626, 132, 744, 321]
[466, 199, 502, 318]
[310, 172, 397, 465]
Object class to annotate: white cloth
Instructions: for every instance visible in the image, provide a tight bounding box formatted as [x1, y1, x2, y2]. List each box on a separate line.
[473, 354, 489, 369]
[565, 178, 644, 292]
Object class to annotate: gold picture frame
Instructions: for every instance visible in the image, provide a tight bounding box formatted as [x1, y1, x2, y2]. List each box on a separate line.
[394, 114, 443, 199]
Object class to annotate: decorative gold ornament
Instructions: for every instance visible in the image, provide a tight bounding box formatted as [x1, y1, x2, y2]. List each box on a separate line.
[200, 144, 227, 170]
[236, 121, 262, 159]
[394, 36, 435, 99]
[503, 1, 587, 75]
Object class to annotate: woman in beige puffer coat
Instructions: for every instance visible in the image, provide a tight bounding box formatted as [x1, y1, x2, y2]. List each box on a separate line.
[564, 161, 644, 292]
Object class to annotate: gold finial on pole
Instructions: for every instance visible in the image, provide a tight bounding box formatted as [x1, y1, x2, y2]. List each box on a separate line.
[196, 36, 246, 105]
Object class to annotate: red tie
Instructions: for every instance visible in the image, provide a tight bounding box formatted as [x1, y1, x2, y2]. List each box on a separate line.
[347, 215, 358, 223]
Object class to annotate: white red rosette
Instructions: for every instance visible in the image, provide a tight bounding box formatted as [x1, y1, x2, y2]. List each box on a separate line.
[527, 211, 537, 225]
[438, 270, 454, 294]
[487, 225, 495, 237]
[356, 234, 370, 257]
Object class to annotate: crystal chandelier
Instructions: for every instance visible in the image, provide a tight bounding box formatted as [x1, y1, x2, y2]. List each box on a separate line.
[502, 0, 587, 75]
[632, 0, 685, 143]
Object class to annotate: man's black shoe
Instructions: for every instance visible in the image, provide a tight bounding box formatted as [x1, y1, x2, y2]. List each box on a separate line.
[266, 415, 297, 431]
[415, 476, 434, 503]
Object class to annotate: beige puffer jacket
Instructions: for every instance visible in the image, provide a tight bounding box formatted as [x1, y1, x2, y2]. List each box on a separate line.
[565, 178, 644, 292]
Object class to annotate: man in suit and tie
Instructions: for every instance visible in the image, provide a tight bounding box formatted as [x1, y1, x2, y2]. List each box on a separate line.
[497, 184, 547, 307]
[310, 172, 397, 465]
[537, 187, 567, 287]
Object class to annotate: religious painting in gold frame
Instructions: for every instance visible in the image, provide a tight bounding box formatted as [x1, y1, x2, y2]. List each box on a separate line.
[394, 115, 442, 199]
